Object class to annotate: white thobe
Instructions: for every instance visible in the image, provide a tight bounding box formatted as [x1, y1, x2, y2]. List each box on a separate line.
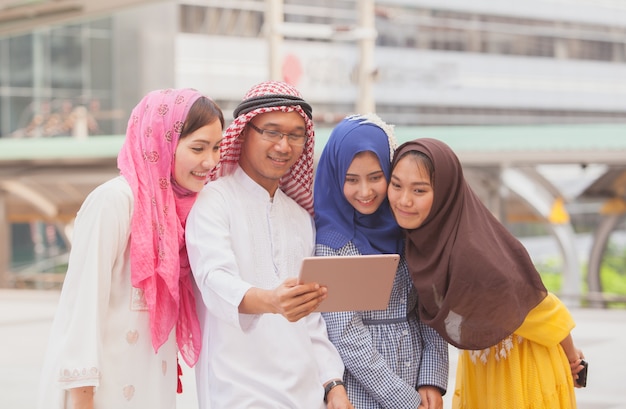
[187, 166, 344, 409]
[37, 176, 177, 409]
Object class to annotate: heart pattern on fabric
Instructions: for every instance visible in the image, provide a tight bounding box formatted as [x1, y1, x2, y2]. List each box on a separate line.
[126, 330, 139, 345]
[123, 385, 135, 401]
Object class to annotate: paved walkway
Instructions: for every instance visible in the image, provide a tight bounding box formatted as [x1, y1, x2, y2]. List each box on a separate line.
[1, 288, 624, 409]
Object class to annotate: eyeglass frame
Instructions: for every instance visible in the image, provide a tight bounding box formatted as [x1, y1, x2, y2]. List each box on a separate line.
[247, 122, 308, 147]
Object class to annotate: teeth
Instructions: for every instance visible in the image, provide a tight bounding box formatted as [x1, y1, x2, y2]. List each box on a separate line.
[270, 157, 288, 162]
[191, 171, 207, 177]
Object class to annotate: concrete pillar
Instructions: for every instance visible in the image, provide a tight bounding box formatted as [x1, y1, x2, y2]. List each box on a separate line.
[72, 106, 89, 140]
[501, 168, 582, 306]
[0, 191, 9, 288]
[356, 0, 376, 114]
[266, 0, 284, 81]
[587, 213, 625, 308]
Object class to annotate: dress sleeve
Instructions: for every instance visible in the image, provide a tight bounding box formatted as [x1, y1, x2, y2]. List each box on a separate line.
[318, 244, 423, 408]
[514, 292, 575, 346]
[416, 318, 449, 394]
[53, 179, 132, 390]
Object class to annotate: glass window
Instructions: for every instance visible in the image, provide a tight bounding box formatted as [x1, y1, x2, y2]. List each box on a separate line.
[89, 18, 112, 30]
[90, 37, 112, 90]
[49, 30, 83, 89]
[0, 38, 7, 85]
[9, 34, 33, 87]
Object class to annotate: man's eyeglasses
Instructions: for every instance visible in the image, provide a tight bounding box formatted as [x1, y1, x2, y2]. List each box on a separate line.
[248, 122, 308, 147]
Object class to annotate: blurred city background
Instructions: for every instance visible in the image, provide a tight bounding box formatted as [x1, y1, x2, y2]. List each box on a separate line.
[0, 1, 625, 408]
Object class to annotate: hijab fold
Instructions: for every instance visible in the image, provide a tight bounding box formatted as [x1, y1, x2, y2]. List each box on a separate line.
[315, 114, 402, 255]
[117, 88, 203, 366]
[394, 138, 547, 350]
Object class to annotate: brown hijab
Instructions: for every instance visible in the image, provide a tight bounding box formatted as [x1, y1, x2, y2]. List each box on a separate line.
[392, 138, 547, 350]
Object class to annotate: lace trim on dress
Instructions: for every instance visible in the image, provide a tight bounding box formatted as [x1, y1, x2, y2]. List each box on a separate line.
[468, 335, 523, 365]
[346, 113, 397, 162]
[58, 367, 100, 383]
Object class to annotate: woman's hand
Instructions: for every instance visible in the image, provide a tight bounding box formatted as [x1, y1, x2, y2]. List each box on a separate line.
[70, 386, 94, 409]
[569, 355, 587, 388]
[560, 334, 586, 387]
[418, 385, 443, 409]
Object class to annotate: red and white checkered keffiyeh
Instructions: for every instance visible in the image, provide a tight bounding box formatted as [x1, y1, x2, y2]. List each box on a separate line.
[209, 81, 315, 215]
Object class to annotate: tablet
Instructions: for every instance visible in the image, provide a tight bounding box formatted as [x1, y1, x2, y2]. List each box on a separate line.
[298, 254, 400, 312]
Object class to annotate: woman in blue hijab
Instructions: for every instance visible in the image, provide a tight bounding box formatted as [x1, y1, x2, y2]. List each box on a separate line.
[314, 114, 449, 408]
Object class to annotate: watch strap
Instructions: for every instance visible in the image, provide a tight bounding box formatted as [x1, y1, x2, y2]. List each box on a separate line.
[323, 379, 345, 402]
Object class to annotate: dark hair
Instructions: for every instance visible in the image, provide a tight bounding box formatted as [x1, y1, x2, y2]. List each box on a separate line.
[394, 149, 435, 186]
[181, 96, 225, 138]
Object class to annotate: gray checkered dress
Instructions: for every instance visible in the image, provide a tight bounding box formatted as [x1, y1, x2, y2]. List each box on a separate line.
[318, 242, 449, 408]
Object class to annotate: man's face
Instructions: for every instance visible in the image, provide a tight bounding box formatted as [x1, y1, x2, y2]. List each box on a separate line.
[238, 110, 306, 195]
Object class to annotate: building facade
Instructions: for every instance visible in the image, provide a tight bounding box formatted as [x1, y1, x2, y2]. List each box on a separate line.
[1, 0, 626, 138]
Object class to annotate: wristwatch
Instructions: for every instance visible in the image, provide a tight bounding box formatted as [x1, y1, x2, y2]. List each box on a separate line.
[323, 379, 345, 402]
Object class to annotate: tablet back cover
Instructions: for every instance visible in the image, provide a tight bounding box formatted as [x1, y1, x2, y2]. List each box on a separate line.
[298, 254, 400, 312]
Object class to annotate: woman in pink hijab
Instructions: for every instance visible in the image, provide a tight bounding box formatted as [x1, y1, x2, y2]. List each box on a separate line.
[38, 88, 224, 409]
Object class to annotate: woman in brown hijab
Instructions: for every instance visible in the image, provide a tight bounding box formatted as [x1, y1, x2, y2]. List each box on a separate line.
[387, 138, 585, 409]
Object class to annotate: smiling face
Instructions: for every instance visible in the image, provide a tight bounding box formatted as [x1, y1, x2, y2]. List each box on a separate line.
[387, 152, 434, 229]
[342, 151, 388, 215]
[238, 110, 306, 195]
[173, 120, 223, 192]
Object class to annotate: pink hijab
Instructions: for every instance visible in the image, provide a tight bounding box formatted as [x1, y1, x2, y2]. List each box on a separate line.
[209, 80, 315, 214]
[117, 88, 202, 366]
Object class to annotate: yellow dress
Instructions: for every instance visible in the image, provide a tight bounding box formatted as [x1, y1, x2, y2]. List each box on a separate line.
[452, 293, 577, 409]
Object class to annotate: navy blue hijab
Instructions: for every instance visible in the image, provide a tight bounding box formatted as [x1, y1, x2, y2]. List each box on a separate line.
[314, 114, 403, 255]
